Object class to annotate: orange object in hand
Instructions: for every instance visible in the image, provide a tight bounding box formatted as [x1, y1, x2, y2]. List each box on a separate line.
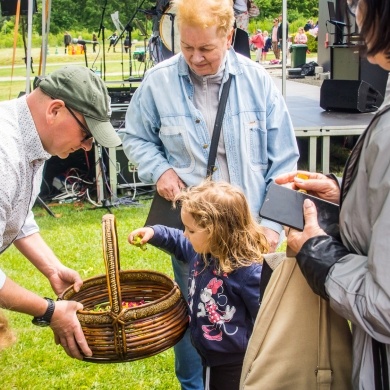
[296, 173, 308, 193]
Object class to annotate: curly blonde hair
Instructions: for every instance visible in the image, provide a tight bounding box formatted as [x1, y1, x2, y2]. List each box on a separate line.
[173, 0, 234, 37]
[175, 180, 269, 274]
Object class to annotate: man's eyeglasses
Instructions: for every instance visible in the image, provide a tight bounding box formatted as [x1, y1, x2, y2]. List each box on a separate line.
[65, 106, 94, 143]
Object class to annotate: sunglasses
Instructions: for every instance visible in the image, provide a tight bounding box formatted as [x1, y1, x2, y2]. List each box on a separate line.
[65, 106, 94, 143]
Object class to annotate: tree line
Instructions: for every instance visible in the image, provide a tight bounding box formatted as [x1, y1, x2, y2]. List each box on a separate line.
[0, 0, 318, 36]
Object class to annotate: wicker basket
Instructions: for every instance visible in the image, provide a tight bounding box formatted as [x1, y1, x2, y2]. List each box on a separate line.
[62, 214, 188, 363]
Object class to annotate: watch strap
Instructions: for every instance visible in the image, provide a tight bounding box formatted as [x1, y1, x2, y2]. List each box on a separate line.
[32, 297, 55, 326]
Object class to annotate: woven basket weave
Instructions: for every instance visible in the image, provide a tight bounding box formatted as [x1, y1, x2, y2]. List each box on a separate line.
[62, 214, 188, 363]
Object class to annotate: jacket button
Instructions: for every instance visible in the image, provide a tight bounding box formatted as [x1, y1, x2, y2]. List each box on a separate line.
[195, 119, 200, 123]
[203, 144, 208, 149]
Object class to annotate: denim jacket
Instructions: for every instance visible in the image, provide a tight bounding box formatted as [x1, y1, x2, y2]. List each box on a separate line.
[119, 49, 299, 233]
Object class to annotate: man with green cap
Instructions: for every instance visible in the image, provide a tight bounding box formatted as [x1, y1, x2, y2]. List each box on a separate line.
[0, 65, 121, 359]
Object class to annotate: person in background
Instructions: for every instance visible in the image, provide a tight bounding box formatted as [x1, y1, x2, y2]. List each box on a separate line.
[309, 20, 319, 40]
[249, 29, 265, 63]
[107, 31, 117, 52]
[271, 18, 280, 61]
[294, 27, 308, 44]
[128, 180, 269, 390]
[118, 0, 299, 388]
[124, 34, 130, 53]
[261, 30, 272, 63]
[275, 0, 390, 387]
[304, 19, 313, 32]
[277, 13, 289, 62]
[233, 0, 249, 32]
[63, 31, 71, 54]
[0, 65, 121, 360]
[92, 33, 98, 53]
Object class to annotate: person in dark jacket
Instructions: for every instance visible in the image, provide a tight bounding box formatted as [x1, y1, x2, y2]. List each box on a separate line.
[107, 32, 117, 52]
[128, 180, 269, 390]
[277, 13, 289, 62]
[63, 31, 71, 54]
[275, 0, 390, 387]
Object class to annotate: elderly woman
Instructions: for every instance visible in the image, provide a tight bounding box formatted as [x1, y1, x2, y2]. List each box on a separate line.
[118, 0, 299, 388]
[276, 0, 390, 388]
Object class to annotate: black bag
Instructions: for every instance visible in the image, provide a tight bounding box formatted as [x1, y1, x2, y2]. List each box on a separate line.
[144, 192, 184, 229]
[144, 75, 233, 229]
[301, 61, 318, 76]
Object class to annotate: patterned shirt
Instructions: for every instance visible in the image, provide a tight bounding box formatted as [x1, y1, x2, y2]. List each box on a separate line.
[0, 96, 50, 287]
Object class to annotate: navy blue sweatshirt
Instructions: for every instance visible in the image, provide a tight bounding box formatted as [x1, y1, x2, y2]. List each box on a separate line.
[149, 225, 262, 367]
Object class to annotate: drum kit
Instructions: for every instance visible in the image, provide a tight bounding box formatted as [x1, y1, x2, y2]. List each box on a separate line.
[159, 3, 180, 56]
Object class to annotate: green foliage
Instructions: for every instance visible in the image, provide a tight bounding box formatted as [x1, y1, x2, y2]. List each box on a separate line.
[306, 32, 318, 53]
[256, 0, 318, 19]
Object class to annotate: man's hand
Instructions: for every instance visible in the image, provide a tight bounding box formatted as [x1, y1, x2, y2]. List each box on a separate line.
[47, 265, 84, 297]
[51, 300, 92, 360]
[156, 169, 186, 201]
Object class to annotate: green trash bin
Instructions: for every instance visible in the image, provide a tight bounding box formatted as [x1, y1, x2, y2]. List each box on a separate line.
[290, 44, 307, 68]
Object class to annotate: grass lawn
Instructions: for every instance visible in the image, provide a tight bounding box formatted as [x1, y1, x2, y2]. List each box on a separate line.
[0, 201, 181, 389]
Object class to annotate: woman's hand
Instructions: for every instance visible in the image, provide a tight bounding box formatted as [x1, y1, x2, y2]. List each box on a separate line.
[275, 170, 340, 204]
[156, 169, 186, 201]
[286, 199, 327, 254]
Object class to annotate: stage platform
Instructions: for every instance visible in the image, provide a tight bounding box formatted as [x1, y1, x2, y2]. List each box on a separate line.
[272, 77, 375, 173]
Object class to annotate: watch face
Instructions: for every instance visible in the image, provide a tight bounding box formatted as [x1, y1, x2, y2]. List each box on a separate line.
[31, 318, 50, 327]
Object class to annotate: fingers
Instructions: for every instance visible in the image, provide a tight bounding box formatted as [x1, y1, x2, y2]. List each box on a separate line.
[58, 329, 92, 360]
[285, 199, 327, 254]
[302, 198, 319, 227]
[51, 300, 92, 360]
[128, 228, 153, 245]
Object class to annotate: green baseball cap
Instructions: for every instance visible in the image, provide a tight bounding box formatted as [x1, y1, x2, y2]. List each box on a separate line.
[38, 65, 121, 147]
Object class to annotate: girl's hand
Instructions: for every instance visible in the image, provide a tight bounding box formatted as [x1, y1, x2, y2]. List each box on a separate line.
[128, 227, 155, 245]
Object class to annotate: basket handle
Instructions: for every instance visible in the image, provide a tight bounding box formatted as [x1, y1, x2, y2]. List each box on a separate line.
[102, 214, 122, 315]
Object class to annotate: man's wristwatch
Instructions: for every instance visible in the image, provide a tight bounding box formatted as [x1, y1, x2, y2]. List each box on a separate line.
[32, 297, 55, 327]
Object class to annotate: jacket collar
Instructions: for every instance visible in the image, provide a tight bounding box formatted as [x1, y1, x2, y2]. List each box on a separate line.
[178, 48, 241, 83]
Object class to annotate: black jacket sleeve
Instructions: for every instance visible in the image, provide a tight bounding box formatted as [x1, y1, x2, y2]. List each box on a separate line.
[296, 235, 350, 300]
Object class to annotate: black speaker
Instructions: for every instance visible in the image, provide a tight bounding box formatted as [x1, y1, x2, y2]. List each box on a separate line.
[330, 45, 389, 97]
[320, 79, 384, 113]
[0, 0, 37, 16]
[107, 87, 135, 105]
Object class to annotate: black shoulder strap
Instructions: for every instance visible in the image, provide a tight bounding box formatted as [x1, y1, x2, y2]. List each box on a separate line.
[259, 260, 273, 304]
[206, 74, 232, 178]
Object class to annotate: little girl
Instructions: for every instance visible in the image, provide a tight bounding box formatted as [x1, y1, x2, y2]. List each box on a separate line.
[128, 180, 269, 390]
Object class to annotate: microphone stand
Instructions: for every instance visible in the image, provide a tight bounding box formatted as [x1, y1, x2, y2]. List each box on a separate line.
[96, 143, 113, 213]
[114, 0, 147, 80]
[97, 0, 108, 80]
[83, 44, 88, 68]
